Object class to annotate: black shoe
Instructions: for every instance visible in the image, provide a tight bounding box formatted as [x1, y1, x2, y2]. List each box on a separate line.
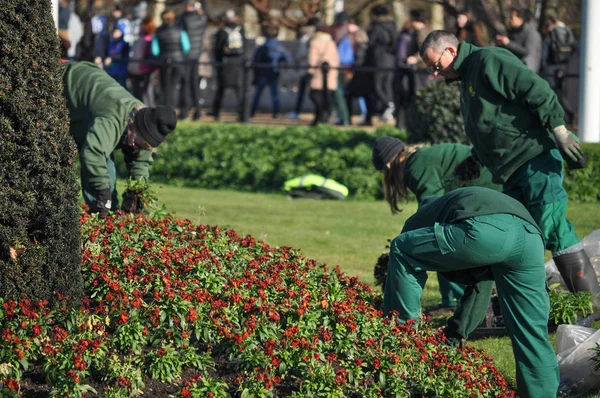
[192, 110, 201, 121]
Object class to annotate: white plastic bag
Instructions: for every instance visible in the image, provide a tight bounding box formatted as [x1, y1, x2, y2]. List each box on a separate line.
[556, 324, 600, 394]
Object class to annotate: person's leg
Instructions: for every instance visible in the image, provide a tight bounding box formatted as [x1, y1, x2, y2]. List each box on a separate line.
[445, 280, 494, 341]
[491, 217, 559, 398]
[269, 78, 280, 118]
[437, 273, 465, 308]
[332, 74, 349, 124]
[159, 67, 169, 105]
[130, 74, 142, 101]
[212, 73, 225, 120]
[384, 215, 515, 322]
[309, 89, 322, 126]
[250, 75, 267, 117]
[189, 64, 201, 120]
[173, 66, 186, 111]
[293, 74, 308, 116]
[504, 149, 598, 294]
[179, 65, 192, 118]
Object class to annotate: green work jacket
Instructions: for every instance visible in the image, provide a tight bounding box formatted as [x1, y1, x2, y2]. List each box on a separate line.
[62, 61, 153, 192]
[402, 187, 542, 239]
[404, 144, 501, 202]
[453, 42, 564, 183]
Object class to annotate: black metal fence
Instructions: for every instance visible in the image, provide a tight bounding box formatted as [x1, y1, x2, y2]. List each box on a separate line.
[120, 56, 581, 124]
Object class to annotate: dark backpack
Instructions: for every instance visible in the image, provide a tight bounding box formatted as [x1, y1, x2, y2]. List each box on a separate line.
[550, 26, 574, 64]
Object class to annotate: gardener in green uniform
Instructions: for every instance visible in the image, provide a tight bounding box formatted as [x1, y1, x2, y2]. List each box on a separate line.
[62, 61, 177, 217]
[372, 136, 501, 312]
[419, 30, 598, 295]
[384, 187, 558, 398]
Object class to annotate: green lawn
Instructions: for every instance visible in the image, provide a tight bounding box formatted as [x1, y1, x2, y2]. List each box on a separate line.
[143, 184, 600, 393]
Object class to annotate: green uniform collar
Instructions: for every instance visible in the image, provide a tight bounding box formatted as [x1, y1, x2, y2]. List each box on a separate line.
[452, 42, 479, 76]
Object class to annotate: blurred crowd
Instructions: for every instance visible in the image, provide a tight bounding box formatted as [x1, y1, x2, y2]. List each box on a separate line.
[58, 1, 578, 126]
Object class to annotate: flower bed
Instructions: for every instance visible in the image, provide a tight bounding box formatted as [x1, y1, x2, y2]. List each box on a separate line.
[0, 211, 516, 397]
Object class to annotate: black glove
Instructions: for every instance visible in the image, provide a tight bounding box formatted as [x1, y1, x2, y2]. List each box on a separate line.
[90, 188, 112, 218]
[454, 156, 482, 182]
[121, 190, 143, 214]
[439, 266, 493, 286]
[442, 326, 466, 349]
[563, 150, 588, 170]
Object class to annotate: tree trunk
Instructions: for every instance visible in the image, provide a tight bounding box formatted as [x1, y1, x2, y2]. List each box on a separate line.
[0, 0, 83, 304]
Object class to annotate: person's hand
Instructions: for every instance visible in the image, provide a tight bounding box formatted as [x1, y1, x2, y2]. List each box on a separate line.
[90, 188, 112, 218]
[121, 189, 143, 214]
[94, 56, 102, 65]
[553, 125, 584, 162]
[454, 156, 482, 182]
[495, 35, 510, 46]
[406, 56, 418, 65]
[103, 57, 112, 67]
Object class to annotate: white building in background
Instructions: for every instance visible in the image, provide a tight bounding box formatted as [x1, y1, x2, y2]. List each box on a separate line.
[579, 0, 600, 143]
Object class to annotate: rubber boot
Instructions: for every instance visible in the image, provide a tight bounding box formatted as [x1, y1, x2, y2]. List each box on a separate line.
[553, 250, 600, 294]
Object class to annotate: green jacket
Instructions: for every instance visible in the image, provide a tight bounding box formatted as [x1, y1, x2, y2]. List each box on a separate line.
[62, 61, 153, 192]
[402, 187, 542, 238]
[453, 42, 564, 183]
[404, 144, 501, 202]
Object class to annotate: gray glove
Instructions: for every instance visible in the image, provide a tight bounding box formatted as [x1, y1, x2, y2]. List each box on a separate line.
[553, 126, 584, 162]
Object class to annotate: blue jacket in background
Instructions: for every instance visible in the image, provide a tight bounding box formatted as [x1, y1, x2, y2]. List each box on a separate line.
[252, 39, 291, 80]
[106, 38, 129, 78]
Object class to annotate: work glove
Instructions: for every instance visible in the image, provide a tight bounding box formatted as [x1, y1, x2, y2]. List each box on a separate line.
[454, 156, 482, 182]
[121, 189, 143, 214]
[441, 326, 467, 349]
[90, 188, 112, 218]
[553, 126, 586, 168]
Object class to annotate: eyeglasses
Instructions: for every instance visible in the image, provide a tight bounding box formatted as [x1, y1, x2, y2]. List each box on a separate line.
[428, 48, 447, 74]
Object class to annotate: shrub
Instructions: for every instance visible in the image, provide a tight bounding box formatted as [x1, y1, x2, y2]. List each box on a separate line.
[151, 124, 406, 200]
[563, 143, 600, 203]
[0, 211, 517, 397]
[148, 123, 600, 202]
[406, 80, 467, 144]
[0, 0, 82, 302]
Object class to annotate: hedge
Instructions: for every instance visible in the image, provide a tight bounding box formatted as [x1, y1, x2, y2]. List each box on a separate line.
[406, 80, 467, 144]
[0, 0, 83, 302]
[145, 123, 600, 202]
[149, 124, 405, 200]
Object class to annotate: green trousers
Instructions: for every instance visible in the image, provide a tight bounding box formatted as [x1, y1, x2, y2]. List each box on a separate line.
[80, 152, 119, 209]
[437, 273, 465, 307]
[332, 74, 349, 124]
[504, 149, 579, 254]
[384, 214, 558, 398]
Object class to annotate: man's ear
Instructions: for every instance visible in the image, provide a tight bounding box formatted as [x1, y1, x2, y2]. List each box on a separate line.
[447, 47, 458, 57]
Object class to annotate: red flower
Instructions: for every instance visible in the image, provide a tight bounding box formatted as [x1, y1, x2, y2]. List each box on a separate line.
[156, 348, 168, 357]
[180, 388, 192, 397]
[4, 379, 19, 390]
[373, 358, 381, 369]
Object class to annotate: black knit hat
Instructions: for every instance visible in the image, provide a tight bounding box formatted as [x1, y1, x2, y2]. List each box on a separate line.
[134, 106, 177, 147]
[372, 137, 405, 171]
